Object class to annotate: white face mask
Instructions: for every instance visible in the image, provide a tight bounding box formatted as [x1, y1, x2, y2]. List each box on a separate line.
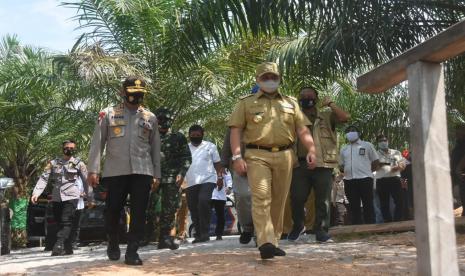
[258, 80, 280, 93]
[378, 141, 389, 150]
[346, 131, 359, 142]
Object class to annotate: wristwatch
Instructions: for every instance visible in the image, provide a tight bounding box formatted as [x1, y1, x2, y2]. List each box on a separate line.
[232, 154, 242, 161]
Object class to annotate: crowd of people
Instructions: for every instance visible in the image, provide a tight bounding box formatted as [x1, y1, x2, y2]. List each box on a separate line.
[29, 62, 462, 265]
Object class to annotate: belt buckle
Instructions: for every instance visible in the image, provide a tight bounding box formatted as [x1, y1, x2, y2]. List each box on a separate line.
[271, 147, 279, 152]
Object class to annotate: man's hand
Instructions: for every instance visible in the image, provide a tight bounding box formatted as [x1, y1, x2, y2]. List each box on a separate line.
[321, 96, 333, 107]
[306, 152, 317, 170]
[87, 201, 96, 209]
[233, 159, 247, 176]
[31, 195, 39, 204]
[216, 178, 224, 190]
[87, 173, 99, 188]
[152, 178, 161, 192]
[175, 174, 184, 187]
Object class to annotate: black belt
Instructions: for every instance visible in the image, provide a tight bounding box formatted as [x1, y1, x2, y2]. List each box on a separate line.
[245, 144, 291, 152]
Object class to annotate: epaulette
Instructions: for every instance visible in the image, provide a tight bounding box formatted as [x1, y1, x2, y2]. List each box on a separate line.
[284, 95, 297, 101]
[71, 157, 81, 166]
[239, 94, 254, 100]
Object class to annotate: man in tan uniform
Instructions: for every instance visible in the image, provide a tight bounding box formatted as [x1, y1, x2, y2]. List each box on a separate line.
[288, 86, 349, 242]
[228, 62, 317, 259]
[87, 77, 161, 266]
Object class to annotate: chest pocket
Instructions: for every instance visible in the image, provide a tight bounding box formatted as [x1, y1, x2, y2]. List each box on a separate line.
[247, 107, 266, 124]
[109, 119, 126, 139]
[280, 107, 295, 123]
[138, 119, 152, 141]
[64, 167, 79, 181]
[317, 119, 338, 163]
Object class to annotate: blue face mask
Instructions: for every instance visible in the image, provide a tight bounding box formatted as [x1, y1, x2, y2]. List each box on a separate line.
[346, 131, 359, 142]
[378, 141, 389, 149]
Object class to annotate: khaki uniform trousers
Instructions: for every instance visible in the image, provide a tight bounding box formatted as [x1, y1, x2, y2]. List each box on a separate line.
[283, 190, 316, 234]
[175, 192, 189, 240]
[245, 148, 294, 247]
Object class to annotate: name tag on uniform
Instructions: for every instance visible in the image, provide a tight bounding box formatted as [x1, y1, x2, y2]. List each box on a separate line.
[359, 148, 366, 156]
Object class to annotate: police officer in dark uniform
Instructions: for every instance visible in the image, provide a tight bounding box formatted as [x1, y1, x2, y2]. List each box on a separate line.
[31, 140, 92, 256]
[152, 107, 191, 250]
[87, 77, 161, 266]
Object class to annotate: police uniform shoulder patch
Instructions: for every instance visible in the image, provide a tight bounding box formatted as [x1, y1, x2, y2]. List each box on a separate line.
[239, 94, 254, 100]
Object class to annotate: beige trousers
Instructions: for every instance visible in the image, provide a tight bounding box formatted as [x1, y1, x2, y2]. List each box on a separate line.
[245, 148, 293, 247]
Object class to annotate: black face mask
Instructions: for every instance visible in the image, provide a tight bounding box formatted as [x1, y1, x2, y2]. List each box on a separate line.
[299, 99, 316, 109]
[125, 92, 145, 104]
[158, 119, 172, 131]
[189, 136, 203, 145]
[63, 149, 75, 156]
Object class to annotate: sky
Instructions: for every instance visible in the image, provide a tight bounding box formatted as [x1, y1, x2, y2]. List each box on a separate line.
[0, 0, 83, 53]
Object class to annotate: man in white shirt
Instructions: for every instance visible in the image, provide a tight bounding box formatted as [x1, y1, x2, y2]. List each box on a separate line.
[185, 125, 224, 243]
[375, 134, 405, 222]
[339, 125, 379, 224]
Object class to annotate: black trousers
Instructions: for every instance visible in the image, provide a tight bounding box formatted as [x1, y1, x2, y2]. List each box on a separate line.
[344, 177, 375, 224]
[290, 166, 333, 234]
[52, 200, 78, 246]
[103, 174, 152, 243]
[211, 199, 226, 236]
[377, 176, 403, 222]
[69, 209, 82, 245]
[186, 183, 215, 238]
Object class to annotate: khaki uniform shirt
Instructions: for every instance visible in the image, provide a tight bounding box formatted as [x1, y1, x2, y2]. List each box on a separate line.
[32, 157, 91, 202]
[88, 103, 161, 178]
[296, 109, 338, 168]
[227, 90, 311, 146]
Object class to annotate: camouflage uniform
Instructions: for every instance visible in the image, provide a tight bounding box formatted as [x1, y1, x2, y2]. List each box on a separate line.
[146, 108, 191, 249]
[158, 130, 191, 238]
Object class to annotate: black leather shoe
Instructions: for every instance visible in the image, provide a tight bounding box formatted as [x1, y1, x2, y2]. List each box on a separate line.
[192, 235, 209, 244]
[158, 236, 179, 250]
[274, 247, 286, 256]
[64, 243, 74, 255]
[258, 243, 275, 259]
[216, 235, 222, 240]
[125, 242, 142, 265]
[51, 241, 65, 256]
[124, 253, 143, 266]
[107, 239, 121, 261]
[239, 232, 253, 244]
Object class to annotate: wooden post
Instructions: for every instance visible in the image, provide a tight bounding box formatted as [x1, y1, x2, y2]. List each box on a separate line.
[407, 61, 459, 276]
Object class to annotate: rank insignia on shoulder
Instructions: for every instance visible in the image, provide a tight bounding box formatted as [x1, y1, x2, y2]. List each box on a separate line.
[239, 94, 254, 100]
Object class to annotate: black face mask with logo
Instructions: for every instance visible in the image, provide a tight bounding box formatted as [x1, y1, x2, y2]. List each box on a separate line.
[125, 92, 145, 104]
[189, 136, 203, 145]
[299, 98, 316, 109]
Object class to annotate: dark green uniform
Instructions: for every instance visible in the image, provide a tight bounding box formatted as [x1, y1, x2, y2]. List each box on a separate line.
[158, 131, 191, 238]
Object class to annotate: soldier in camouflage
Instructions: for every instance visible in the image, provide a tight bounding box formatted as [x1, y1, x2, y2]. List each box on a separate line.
[153, 107, 191, 250]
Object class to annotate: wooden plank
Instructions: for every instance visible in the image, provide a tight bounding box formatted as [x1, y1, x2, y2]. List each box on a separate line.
[407, 61, 458, 276]
[357, 19, 465, 93]
[329, 217, 465, 236]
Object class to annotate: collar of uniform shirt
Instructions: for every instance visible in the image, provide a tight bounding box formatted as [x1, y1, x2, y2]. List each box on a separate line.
[255, 90, 284, 99]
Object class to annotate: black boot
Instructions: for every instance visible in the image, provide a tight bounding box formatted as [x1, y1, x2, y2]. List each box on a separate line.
[125, 242, 143, 266]
[107, 235, 121, 261]
[158, 236, 179, 250]
[51, 240, 65, 256]
[64, 241, 74, 255]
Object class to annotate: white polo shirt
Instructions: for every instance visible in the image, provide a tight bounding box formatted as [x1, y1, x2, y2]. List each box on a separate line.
[339, 139, 379, 180]
[186, 140, 221, 187]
